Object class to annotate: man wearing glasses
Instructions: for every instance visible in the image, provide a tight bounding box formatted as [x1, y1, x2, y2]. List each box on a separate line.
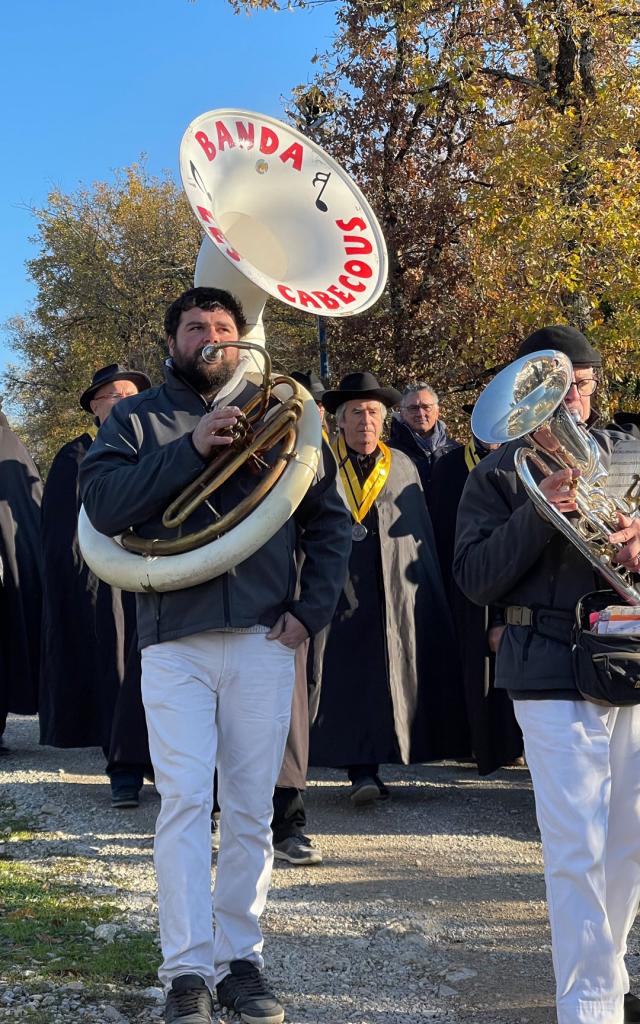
[40, 364, 153, 809]
[454, 325, 640, 1024]
[389, 381, 459, 499]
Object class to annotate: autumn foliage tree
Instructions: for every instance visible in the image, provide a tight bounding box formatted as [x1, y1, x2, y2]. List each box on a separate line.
[232, 0, 640, 420]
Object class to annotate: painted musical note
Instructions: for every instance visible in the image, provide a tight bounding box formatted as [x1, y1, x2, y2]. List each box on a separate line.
[312, 171, 331, 213]
[189, 161, 213, 204]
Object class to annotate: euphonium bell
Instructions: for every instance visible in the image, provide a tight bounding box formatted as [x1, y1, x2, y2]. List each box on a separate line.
[472, 349, 640, 605]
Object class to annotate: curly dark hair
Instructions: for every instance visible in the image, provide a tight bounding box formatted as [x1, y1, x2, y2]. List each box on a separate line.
[163, 287, 248, 339]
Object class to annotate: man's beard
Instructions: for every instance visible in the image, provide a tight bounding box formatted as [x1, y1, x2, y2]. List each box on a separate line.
[172, 348, 239, 398]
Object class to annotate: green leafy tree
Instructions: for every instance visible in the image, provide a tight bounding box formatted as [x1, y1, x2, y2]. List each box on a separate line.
[4, 166, 202, 468]
[4, 160, 326, 469]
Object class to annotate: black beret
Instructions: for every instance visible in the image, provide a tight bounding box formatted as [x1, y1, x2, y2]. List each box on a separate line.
[517, 325, 601, 368]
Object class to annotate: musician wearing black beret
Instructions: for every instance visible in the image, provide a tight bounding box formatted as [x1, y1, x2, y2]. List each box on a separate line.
[454, 324, 640, 1024]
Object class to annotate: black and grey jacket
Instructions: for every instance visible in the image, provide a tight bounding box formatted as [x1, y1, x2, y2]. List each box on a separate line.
[79, 364, 352, 650]
[452, 428, 640, 697]
[388, 416, 459, 498]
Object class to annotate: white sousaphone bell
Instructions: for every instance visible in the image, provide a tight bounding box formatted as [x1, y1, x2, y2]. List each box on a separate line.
[78, 108, 388, 592]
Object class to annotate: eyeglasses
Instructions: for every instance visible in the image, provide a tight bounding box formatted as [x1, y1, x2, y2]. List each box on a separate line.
[404, 402, 436, 413]
[94, 391, 137, 401]
[568, 379, 598, 397]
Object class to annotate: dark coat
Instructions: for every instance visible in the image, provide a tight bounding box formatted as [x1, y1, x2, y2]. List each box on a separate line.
[389, 416, 460, 499]
[79, 366, 352, 647]
[430, 445, 522, 774]
[309, 446, 468, 768]
[453, 430, 640, 696]
[0, 423, 43, 726]
[39, 434, 149, 768]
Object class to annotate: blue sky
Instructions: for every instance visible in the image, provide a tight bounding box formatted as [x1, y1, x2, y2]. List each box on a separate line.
[0, 0, 337, 373]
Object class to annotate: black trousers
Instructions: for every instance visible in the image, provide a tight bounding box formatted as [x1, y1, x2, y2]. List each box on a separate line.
[271, 786, 306, 843]
[347, 763, 379, 782]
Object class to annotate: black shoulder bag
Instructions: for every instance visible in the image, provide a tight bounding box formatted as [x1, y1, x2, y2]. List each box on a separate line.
[572, 590, 640, 706]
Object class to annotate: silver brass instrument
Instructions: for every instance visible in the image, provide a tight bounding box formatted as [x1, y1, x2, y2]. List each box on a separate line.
[472, 349, 640, 605]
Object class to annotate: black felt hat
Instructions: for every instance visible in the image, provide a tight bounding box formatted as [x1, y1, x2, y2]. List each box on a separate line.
[322, 371, 402, 414]
[80, 364, 152, 412]
[517, 325, 602, 368]
[291, 370, 326, 402]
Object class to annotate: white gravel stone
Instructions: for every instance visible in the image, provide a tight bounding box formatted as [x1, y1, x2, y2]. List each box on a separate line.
[4, 713, 640, 1024]
[94, 923, 120, 942]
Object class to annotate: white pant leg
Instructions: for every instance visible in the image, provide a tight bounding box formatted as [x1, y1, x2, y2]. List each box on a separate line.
[514, 699, 623, 1024]
[141, 634, 222, 994]
[604, 706, 640, 997]
[213, 633, 296, 984]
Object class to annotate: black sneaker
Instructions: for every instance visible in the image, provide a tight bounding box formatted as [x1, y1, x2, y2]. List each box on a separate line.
[216, 960, 284, 1024]
[165, 974, 213, 1023]
[273, 833, 322, 866]
[625, 992, 640, 1023]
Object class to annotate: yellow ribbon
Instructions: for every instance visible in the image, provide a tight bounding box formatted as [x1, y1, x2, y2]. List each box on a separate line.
[332, 434, 392, 523]
[464, 439, 481, 473]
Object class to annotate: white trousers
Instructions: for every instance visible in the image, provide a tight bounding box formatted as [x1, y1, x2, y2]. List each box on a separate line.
[514, 699, 640, 1024]
[141, 630, 296, 992]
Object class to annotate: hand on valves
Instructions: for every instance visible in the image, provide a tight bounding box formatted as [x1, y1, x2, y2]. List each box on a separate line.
[192, 406, 243, 459]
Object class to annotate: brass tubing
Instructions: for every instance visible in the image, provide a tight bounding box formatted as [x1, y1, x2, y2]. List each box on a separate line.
[119, 364, 307, 557]
[161, 403, 301, 528]
[121, 425, 298, 556]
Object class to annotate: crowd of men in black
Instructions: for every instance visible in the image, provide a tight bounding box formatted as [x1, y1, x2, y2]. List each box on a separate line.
[3, 289, 640, 1024]
[0, 355, 522, 826]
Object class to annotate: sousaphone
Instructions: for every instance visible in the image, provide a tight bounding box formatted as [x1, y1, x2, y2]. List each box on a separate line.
[78, 108, 388, 592]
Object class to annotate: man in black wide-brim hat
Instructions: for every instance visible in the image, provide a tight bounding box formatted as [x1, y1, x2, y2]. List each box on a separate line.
[309, 372, 469, 802]
[39, 363, 153, 809]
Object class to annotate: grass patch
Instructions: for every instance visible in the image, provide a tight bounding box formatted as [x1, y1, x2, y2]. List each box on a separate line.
[0, 797, 39, 844]
[0, 861, 159, 986]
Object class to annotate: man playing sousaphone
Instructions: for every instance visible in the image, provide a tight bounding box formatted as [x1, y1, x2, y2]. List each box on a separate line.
[79, 287, 351, 1024]
[454, 325, 640, 1024]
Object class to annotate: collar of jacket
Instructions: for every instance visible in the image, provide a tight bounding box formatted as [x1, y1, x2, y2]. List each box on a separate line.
[390, 414, 449, 456]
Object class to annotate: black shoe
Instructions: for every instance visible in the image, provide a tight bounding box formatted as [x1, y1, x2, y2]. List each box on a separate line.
[349, 776, 380, 806]
[374, 775, 390, 800]
[111, 785, 140, 809]
[216, 960, 284, 1024]
[273, 833, 322, 866]
[625, 992, 640, 1023]
[165, 974, 213, 1023]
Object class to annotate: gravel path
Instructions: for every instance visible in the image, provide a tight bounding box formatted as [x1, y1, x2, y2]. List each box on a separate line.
[3, 714, 640, 1024]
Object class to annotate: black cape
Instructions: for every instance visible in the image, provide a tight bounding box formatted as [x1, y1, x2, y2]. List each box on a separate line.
[309, 447, 469, 768]
[0, 420, 43, 728]
[39, 434, 149, 768]
[429, 444, 523, 775]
